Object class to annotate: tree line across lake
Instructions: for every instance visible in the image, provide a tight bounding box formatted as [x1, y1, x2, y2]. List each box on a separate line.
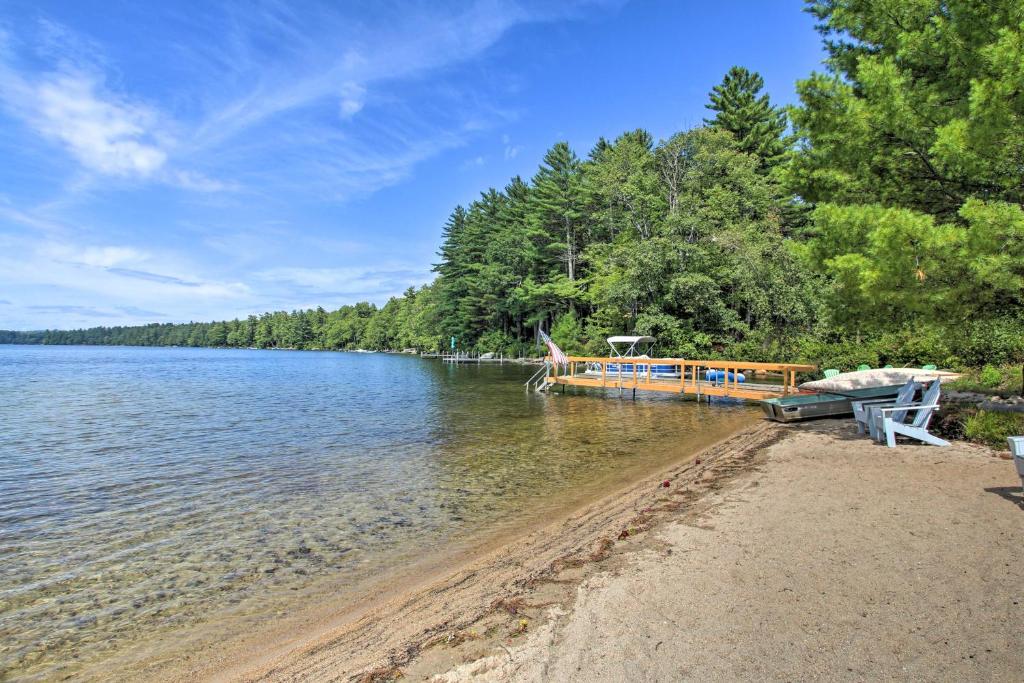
[3, 2, 1023, 371]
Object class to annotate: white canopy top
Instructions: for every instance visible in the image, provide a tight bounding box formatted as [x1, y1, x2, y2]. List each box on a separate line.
[607, 335, 655, 344]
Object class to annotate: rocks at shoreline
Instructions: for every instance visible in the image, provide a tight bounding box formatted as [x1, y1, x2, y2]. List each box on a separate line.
[943, 389, 1024, 413]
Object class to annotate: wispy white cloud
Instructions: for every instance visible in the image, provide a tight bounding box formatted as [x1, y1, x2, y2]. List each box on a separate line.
[253, 265, 430, 305]
[502, 133, 522, 159]
[338, 80, 366, 119]
[40, 242, 147, 268]
[0, 67, 168, 176]
[168, 170, 239, 193]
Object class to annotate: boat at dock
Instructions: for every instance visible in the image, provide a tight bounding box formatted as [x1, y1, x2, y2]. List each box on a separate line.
[585, 336, 683, 379]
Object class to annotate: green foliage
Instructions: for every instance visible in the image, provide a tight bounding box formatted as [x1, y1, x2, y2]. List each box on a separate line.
[474, 330, 515, 355]
[964, 410, 1024, 450]
[550, 312, 586, 355]
[979, 366, 1003, 388]
[949, 364, 1024, 396]
[705, 66, 789, 168]
[794, 0, 1024, 217]
[790, 0, 1024, 347]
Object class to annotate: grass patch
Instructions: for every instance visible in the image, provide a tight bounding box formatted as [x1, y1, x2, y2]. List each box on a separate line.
[963, 410, 1024, 450]
[949, 364, 1024, 396]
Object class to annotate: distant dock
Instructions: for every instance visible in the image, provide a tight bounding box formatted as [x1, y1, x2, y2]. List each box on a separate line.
[441, 352, 511, 364]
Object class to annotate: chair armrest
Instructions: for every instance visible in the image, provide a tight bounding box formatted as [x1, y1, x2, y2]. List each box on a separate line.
[876, 403, 939, 415]
[854, 398, 909, 411]
[853, 398, 901, 407]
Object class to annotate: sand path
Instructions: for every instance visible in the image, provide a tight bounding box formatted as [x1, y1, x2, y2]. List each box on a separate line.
[428, 420, 1023, 682]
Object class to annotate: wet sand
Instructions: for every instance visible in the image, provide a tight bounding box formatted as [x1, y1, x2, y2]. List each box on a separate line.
[135, 419, 1022, 681]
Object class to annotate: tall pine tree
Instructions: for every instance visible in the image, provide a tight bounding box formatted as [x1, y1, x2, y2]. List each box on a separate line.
[704, 66, 788, 169]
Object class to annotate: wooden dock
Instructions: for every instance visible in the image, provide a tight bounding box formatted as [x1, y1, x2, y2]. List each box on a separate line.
[540, 356, 818, 401]
[441, 352, 510, 364]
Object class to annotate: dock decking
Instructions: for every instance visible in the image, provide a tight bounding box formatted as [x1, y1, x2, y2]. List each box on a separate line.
[543, 356, 818, 401]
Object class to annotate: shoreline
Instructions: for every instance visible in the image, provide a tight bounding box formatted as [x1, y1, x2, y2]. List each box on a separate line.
[128, 421, 781, 682]
[88, 418, 1022, 681]
[419, 421, 1023, 682]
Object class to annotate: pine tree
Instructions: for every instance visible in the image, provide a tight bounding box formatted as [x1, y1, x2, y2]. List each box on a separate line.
[529, 142, 584, 283]
[704, 66, 788, 169]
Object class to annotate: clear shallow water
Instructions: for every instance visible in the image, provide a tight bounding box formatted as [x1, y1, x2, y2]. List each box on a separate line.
[0, 345, 755, 680]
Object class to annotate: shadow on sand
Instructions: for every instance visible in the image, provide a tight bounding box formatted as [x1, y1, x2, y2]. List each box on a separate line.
[984, 486, 1024, 510]
[770, 417, 872, 443]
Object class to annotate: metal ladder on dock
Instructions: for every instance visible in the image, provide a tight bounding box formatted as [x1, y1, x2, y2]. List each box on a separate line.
[525, 363, 550, 393]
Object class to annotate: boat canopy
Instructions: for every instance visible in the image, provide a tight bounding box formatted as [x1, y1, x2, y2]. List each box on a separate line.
[606, 335, 655, 344]
[606, 335, 656, 358]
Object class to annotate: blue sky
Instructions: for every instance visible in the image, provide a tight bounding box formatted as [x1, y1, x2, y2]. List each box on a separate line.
[0, 0, 824, 330]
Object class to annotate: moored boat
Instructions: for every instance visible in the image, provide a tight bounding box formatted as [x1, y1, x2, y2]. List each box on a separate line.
[761, 384, 905, 423]
[585, 336, 683, 378]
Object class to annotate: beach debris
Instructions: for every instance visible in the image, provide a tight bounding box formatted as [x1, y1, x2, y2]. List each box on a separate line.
[443, 629, 480, 646]
[695, 458, 702, 465]
[356, 665, 404, 682]
[590, 537, 615, 561]
[491, 596, 526, 615]
[618, 528, 630, 540]
[516, 618, 529, 633]
[662, 480, 671, 488]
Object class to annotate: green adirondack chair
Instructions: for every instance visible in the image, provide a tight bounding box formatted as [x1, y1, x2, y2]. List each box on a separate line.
[921, 364, 937, 371]
[824, 368, 840, 379]
[857, 364, 871, 371]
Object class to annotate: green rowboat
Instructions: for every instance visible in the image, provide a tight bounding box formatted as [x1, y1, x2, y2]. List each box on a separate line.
[761, 385, 905, 423]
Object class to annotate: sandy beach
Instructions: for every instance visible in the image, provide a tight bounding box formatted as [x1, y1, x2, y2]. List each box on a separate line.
[140, 417, 1023, 682]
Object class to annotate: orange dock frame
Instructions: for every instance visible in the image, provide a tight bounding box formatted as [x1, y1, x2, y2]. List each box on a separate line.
[545, 356, 818, 401]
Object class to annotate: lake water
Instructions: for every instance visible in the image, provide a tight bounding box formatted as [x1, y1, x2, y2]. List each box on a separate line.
[0, 345, 756, 680]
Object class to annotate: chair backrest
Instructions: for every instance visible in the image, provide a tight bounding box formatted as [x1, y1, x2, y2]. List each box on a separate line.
[883, 364, 893, 369]
[911, 380, 942, 428]
[921, 364, 937, 371]
[857, 364, 871, 371]
[891, 380, 921, 423]
[824, 368, 840, 378]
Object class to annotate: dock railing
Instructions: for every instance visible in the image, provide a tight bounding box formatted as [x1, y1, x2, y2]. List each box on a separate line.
[543, 356, 818, 401]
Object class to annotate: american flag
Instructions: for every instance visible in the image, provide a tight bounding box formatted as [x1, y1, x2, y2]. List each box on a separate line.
[539, 329, 568, 367]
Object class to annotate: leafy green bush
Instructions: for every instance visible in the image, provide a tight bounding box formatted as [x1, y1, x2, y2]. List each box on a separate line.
[954, 317, 1024, 368]
[963, 410, 1024, 450]
[474, 330, 516, 355]
[979, 365, 1002, 388]
[550, 312, 587, 355]
[948, 364, 1024, 395]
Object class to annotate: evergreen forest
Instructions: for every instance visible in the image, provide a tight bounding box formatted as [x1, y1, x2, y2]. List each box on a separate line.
[4, 1, 1023, 371]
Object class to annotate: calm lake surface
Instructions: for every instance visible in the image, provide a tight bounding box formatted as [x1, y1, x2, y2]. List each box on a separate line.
[0, 345, 756, 680]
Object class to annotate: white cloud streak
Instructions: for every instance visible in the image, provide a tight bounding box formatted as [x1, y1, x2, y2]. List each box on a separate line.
[0, 67, 168, 176]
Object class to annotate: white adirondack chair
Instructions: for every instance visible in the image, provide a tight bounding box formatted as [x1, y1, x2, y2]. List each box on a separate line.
[852, 380, 919, 437]
[871, 380, 949, 448]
